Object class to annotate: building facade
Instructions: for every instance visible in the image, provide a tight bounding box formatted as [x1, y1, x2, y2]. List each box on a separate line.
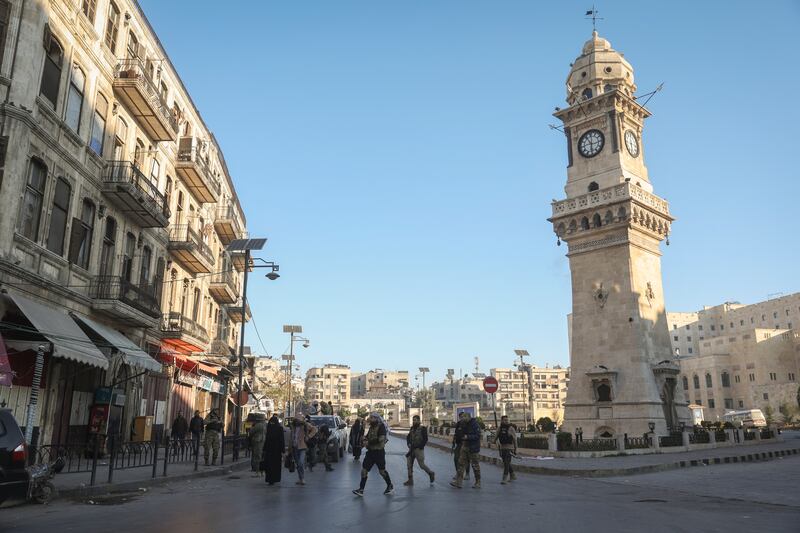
[668, 293, 800, 421]
[305, 364, 351, 407]
[549, 31, 689, 437]
[0, 0, 248, 448]
[350, 369, 409, 398]
[490, 366, 570, 426]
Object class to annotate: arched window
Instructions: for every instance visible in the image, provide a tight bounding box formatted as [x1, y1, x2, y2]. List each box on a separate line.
[40, 33, 63, 108]
[582, 88, 593, 100]
[122, 232, 136, 281]
[705, 373, 713, 388]
[65, 64, 85, 132]
[139, 245, 152, 288]
[588, 181, 599, 192]
[556, 223, 566, 236]
[68, 199, 96, 269]
[19, 158, 47, 241]
[104, 2, 120, 52]
[99, 217, 116, 276]
[568, 219, 577, 232]
[45, 178, 71, 255]
[90, 93, 108, 155]
[597, 383, 611, 402]
[682, 376, 689, 391]
[721, 372, 731, 388]
[693, 375, 700, 389]
[604, 210, 613, 225]
[580, 217, 590, 230]
[133, 139, 145, 169]
[617, 207, 627, 220]
[592, 213, 602, 228]
[604, 83, 615, 93]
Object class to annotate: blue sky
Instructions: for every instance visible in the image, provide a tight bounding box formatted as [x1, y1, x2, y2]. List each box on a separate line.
[141, 1, 800, 383]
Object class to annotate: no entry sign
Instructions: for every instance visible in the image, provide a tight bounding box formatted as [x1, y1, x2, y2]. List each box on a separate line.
[482, 376, 499, 394]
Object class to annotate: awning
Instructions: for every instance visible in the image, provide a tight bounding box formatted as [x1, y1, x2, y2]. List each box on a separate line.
[6, 293, 108, 369]
[72, 314, 162, 372]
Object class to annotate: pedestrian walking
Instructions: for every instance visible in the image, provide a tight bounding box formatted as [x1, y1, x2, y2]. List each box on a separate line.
[189, 410, 203, 458]
[349, 415, 365, 461]
[451, 414, 471, 481]
[203, 408, 222, 466]
[316, 423, 334, 472]
[288, 414, 317, 486]
[263, 414, 285, 485]
[352, 413, 394, 497]
[172, 412, 188, 441]
[404, 415, 435, 486]
[248, 414, 267, 475]
[450, 412, 481, 489]
[493, 415, 517, 484]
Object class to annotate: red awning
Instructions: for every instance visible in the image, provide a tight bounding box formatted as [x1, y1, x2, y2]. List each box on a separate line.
[159, 350, 219, 376]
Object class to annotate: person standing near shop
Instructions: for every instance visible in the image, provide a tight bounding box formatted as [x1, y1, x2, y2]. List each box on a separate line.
[189, 410, 204, 458]
[171, 412, 188, 442]
[263, 414, 285, 485]
[288, 414, 317, 486]
[203, 408, 222, 466]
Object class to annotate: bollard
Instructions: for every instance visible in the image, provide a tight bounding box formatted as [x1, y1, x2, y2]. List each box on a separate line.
[736, 428, 745, 443]
[708, 430, 717, 445]
[163, 440, 170, 476]
[194, 439, 199, 471]
[152, 441, 159, 478]
[753, 429, 762, 441]
[649, 432, 660, 451]
[682, 430, 691, 447]
[90, 434, 99, 486]
[107, 438, 116, 484]
[547, 433, 558, 452]
[616, 434, 626, 452]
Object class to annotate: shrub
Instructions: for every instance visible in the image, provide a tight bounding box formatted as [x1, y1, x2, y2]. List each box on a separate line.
[429, 416, 439, 427]
[536, 417, 556, 433]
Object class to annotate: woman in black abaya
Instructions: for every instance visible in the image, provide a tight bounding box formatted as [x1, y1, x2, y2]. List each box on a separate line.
[263, 414, 285, 485]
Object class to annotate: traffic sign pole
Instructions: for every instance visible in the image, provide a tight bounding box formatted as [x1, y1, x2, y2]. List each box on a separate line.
[482, 376, 500, 429]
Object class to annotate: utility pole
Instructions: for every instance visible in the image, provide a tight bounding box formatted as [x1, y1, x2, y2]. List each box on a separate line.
[233, 249, 250, 462]
[514, 349, 532, 429]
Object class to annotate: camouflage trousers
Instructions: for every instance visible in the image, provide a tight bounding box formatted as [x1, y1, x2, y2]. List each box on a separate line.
[204, 430, 220, 462]
[455, 446, 480, 482]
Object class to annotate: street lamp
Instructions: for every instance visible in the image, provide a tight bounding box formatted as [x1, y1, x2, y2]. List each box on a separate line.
[283, 325, 309, 417]
[514, 349, 533, 429]
[227, 238, 279, 462]
[418, 367, 430, 390]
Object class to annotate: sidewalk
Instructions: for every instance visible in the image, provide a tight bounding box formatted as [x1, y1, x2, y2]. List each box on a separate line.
[390, 430, 800, 477]
[54, 453, 251, 499]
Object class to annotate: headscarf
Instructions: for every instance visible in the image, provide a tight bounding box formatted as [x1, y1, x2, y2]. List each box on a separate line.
[370, 412, 389, 435]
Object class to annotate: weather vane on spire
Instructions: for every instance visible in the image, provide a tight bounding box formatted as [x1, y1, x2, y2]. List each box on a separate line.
[585, 6, 603, 32]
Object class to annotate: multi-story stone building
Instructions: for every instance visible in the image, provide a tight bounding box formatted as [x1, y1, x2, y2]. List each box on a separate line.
[305, 364, 351, 407]
[0, 0, 248, 447]
[490, 366, 570, 426]
[431, 374, 491, 410]
[668, 293, 800, 421]
[350, 369, 409, 397]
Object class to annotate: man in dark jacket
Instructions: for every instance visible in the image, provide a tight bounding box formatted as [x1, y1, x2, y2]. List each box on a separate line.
[189, 410, 204, 458]
[451, 416, 471, 481]
[450, 412, 481, 489]
[404, 415, 435, 486]
[172, 412, 189, 441]
[349, 416, 365, 460]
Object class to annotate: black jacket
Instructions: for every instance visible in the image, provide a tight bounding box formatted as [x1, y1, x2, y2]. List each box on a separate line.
[406, 426, 428, 449]
[189, 416, 204, 434]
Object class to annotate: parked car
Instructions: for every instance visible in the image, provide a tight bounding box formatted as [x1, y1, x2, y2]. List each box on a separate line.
[0, 409, 29, 506]
[308, 415, 348, 462]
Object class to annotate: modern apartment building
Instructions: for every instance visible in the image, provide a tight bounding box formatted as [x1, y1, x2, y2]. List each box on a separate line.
[350, 369, 409, 397]
[305, 364, 351, 407]
[0, 0, 248, 447]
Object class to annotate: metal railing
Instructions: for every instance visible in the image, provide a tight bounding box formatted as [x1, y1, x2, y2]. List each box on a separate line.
[103, 161, 170, 219]
[714, 430, 728, 442]
[215, 204, 242, 233]
[624, 435, 651, 450]
[161, 312, 210, 344]
[90, 276, 162, 318]
[211, 270, 240, 298]
[168, 224, 215, 267]
[560, 438, 617, 452]
[744, 430, 756, 441]
[689, 431, 710, 445]
[659, 433, 683, 447]
[114, 58, 178, 133]
[177, 137, 222, 197]
[517, 435, 549, 450]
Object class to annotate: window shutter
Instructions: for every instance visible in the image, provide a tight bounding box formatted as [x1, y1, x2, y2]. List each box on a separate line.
[67, 217, 83, 263]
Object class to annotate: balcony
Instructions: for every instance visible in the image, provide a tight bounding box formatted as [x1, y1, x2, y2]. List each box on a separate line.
[89, 276, 162, 328]
[101, 161, 170, 228]
[176, 137, 221, 203]
[214, 204, 244, 245]
[226, 301, 251, 324]
[113, 59, 178, 142]
[209, 339, 235, 357]
[168, 225, 215, 274]
[208, 270, 239, 304]
[161, 312, 209, 352]
[230, 251, 251, 273]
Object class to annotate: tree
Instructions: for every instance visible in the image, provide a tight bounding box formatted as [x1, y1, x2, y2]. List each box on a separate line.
[779, 403, 796, 425]
[357, 407, 368, 418]
[337, 407, 352, 419]
[536, 416, 556, 433]
[763, 404, 775, 425]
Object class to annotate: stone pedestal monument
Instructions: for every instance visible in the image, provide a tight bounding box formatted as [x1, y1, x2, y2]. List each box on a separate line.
[549, 32, 690, 438]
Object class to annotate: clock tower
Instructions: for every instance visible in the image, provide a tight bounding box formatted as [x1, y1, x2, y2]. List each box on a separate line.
[549, 32, 689, 438]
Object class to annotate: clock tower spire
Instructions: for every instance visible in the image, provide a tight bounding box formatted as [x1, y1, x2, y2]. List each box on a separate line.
[549, 33, 689, 438]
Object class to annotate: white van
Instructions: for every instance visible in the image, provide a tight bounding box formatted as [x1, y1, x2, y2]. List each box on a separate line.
[721, 409, 767, 428]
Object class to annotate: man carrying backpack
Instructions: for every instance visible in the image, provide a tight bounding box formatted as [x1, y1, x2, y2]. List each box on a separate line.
[493, 415, 518, 484]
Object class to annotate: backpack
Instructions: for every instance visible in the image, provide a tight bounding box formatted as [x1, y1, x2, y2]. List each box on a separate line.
[498, 425, 513, 445]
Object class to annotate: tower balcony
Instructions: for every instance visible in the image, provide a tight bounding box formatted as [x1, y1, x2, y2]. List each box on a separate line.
[214, 204, 244, 245]
[208, 270, 239, 304]
[101, 161, 170, 228]
[168, 224, 215, 274]
[161, 312, 209, 352]
[113, 59, 178, 142]
[226, 300, 251, 324]
[89, 276, 162, 328]
[176, 137, 221, 203]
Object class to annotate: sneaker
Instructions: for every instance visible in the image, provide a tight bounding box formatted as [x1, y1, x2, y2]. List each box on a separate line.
[429, 472, 435, 484]
[384, 485, 394, 495]
[403, 480, 413, 486]
[296, 480, 305, 486]
[510, 473, 517, 481]
[352, 489, 364, 497]
[472, 481, 481, 489]
[501, 479, 507, 485]
[449, 481, 462, 489]
[325, 466, 334, 472]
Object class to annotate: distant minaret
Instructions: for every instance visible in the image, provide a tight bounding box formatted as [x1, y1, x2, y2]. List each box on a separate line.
[548, 31, 690, 437]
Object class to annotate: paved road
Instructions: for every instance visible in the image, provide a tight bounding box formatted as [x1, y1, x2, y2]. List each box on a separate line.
[2, 436, 798, 533]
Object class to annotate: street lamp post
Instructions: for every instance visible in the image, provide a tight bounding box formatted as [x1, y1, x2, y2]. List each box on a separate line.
[514, 349, 533, 430]
[227, 238, 279, 462]
[282, 325, 308, 417]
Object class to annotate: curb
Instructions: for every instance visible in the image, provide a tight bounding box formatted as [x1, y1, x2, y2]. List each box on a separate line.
[56, 459, 251, 500]
[389, 433, 800, 477]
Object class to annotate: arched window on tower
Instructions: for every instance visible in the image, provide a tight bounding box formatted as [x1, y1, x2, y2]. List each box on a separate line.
[580, 217, 590, 230]
[604, 83, 615, 93]
[597, 383, 611, 402]
[582, 88, 593, 100]
[617, 207, 627, 220]
[588, 181, 599, 192]
[592, 213, 602, 228]
[604, 210, 613, 225]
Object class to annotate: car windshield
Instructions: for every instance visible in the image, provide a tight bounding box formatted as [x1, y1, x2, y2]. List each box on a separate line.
[310, 416, 336, 428]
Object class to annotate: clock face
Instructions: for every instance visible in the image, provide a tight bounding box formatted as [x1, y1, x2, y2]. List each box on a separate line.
[625, 130, 640, 157]
[578, 129, 604, 158]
